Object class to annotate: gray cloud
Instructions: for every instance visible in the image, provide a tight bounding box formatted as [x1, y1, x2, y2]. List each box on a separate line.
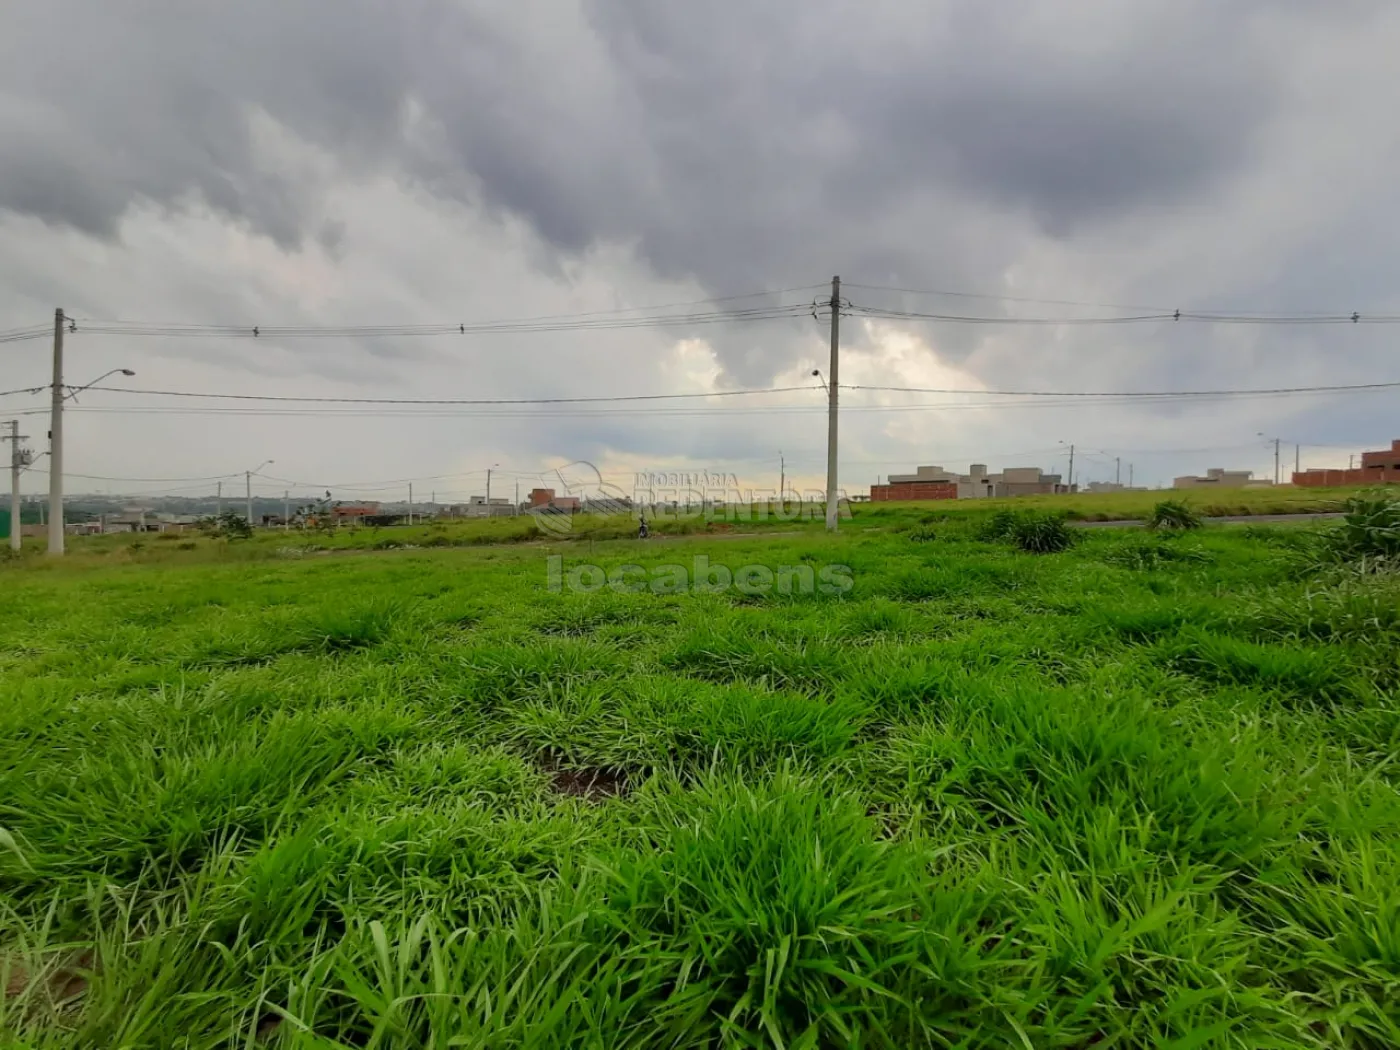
[2, 0, 1399, 491]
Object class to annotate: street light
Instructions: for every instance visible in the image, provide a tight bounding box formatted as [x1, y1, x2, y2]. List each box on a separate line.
[47, 363, 136, 556]
[1257, 433, 1282, 485]
[65, 368, 135, 402]
[811, 369, 829, 393]
[486, 463, 501, 514]
[1058, 440, 1076, 490]
[246, 459, 274, 525]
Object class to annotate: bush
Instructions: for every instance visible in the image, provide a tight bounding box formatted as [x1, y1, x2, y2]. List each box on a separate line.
[197, 511, 254, 540]
[1147, 499, 1203, 531]
[975, 509, 1025, 542]
[1323, 492, 1400, 564]
[1010, 513, 1073, 554]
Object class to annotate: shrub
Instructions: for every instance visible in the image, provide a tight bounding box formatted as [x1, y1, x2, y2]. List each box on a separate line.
[975, 509, 1025, 542]
[1010, 513, 1073, 554]
[1147, 499, 1203, 531]
[1323, 492, 1400, 564]
[906, 525, 938, 543]
[197, 511, 254, 540]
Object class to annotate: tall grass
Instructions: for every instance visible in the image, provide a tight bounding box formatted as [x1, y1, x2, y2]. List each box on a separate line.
[0, 522, 1396, 1046]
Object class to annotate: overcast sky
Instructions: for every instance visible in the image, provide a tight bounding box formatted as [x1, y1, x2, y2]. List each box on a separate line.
[2, 0, 1398, 503]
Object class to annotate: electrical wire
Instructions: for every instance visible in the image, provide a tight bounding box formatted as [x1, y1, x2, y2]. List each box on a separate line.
[70, 297, 818, 340]
[2, 374, 1390, 409]
[843, 282, 1173, 313]
[850, 305, 1400, 325]
[845, 378, 1400, 398]
[22, 383, 821, 405]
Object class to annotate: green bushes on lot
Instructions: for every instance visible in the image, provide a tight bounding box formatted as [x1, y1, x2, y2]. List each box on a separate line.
[1323, 491, 1400, 564]
[1146, 499, 1203, 531]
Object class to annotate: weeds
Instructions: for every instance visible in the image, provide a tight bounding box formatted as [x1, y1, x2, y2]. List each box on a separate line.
[1323, 491, 1400, 564]
[1147, 499, 1204, 531]
[1010, 513, 1074, 553]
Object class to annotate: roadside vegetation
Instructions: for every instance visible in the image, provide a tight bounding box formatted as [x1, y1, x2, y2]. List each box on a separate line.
[1, 496, 1397, 1046]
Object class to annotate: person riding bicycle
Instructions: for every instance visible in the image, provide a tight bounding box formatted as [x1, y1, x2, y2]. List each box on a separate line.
[638, 514, 649, 539]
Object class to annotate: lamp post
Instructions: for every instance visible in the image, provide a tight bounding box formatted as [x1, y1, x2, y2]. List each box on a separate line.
[47, 364, 135, 556]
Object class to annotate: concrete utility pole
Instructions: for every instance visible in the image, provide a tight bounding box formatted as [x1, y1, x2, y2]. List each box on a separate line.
[1350, 454, 1356, 470]
[1067, 444, 1075, 489]
[245, 460, 273, 526]
[485, 467, 493, 509]
[216, 480, 223, 518]
[1129, 463, 1134, 488]
[1115, 457, 1121, 486]
[779, 450, 785, 504]
[1295, 444, 1300, 476]
[825, 276, 841, 532]
[284, 490, 290, 530]
[4, 421, 30, 551]
[408, 483, 414, 525]
[1273, 438, 1280, 485]
[47, 308, 65, 555]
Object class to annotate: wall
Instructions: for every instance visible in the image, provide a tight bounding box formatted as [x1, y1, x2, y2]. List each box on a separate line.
[870, 481, 958, 501]
[1293, 467, 1399, 487]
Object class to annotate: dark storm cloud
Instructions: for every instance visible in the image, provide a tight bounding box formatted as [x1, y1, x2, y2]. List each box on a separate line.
[2, 0, 1396, 400]
[1, 2, 1283, 262]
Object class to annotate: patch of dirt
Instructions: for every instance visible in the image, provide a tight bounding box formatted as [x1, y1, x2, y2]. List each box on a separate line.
[3, 949, 92, 1006]
[540, 757, 630, 801]
[256, 1014, 284, 1041]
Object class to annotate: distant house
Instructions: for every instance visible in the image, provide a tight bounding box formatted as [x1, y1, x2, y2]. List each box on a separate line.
[1293, 439, 1400, 487]
[871, 463, 1074, 501]
[528, 488, 580, 512]
[1173, 468, 1270, 490]
[331, 502, 381, 523]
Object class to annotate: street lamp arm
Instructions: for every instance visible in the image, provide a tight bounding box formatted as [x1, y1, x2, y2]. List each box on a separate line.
[64, 368, 135, 401]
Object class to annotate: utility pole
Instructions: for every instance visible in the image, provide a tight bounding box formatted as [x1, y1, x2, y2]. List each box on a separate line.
[825, 275, 840, 532]
[1115, 457, 1121, 486]
[1273, 438, 1280, 486]
[47, 308, 65, 555]
[408, 482, 414, 525]
[246, 471, 254, 526]
[216, 480, 223, 518]
[1129, 464, 1134, 488]
[284, 490, 290, 530]
[1294, 444, 1300, 478]
[1067, 444, 1075, 489]
[4, 421, 30, 552]
[1349, 454, 1355, 470]
[779, 451, 785, 504]
[514, 479, 519, 515]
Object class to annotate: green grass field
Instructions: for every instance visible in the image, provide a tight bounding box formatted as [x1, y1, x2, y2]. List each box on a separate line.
[2, 507, 1398, 1047]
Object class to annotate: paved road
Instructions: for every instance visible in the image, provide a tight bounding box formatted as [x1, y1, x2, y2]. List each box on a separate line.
[1072, 512, 1343, 529]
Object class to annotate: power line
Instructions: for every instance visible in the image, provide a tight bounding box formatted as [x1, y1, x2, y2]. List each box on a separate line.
[2, 374, 1389, 409]
[844, 282, 1172, 313]
[845, 378, 1400, 398]
[8, 383, 820, 406]
[69, 295, 819, 341]
[849, 305, 1400, 325]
